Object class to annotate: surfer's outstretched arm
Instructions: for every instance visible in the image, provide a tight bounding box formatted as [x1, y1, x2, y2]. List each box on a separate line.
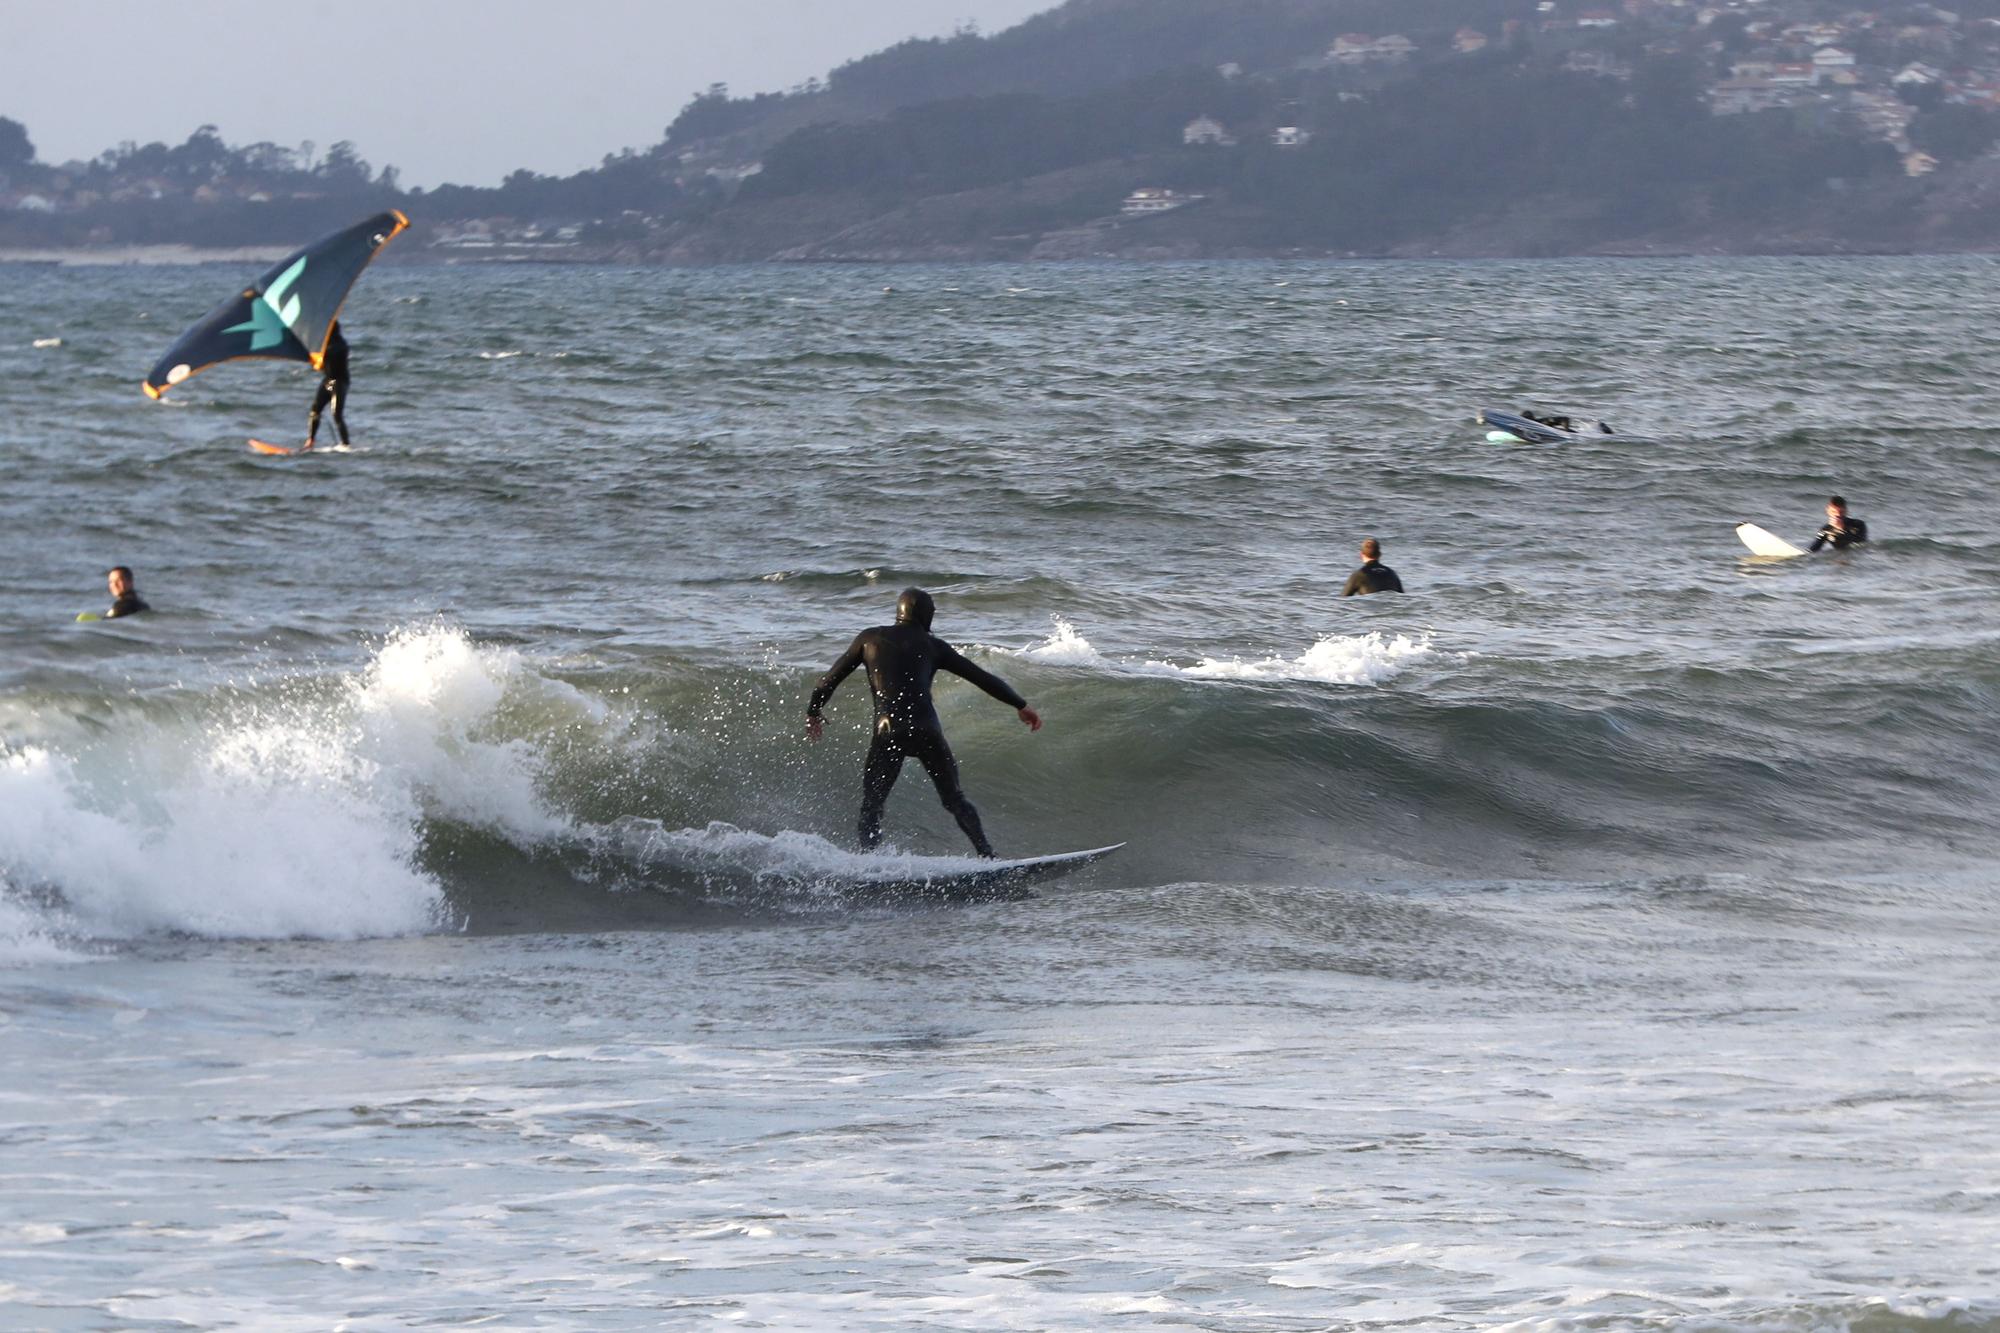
[806, 636, 866, 739]
[934, 641, 1041, 730]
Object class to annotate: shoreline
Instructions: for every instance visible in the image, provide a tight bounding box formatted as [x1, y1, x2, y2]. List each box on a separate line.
[0, 244, 293, 266]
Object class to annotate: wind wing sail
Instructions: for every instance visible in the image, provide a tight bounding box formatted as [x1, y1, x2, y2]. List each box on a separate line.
[142, 209, 409, 398]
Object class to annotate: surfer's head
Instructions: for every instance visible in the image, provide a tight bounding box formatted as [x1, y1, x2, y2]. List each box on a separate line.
[107, 566, 135, 597]
[895, 587, 935, 630]
[1360, 538, 1382, 562]
[1827, 495, 1847, 519]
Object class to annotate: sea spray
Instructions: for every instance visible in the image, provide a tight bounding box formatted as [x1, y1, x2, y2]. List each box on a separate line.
[0, 627, 594, 950]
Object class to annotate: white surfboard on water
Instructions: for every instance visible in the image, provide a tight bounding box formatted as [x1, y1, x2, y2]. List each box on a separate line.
[845, 844, 1125, 897]
[1737, 523, 1805, 558]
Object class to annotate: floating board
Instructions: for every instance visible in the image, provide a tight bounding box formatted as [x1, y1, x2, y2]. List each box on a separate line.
[844, 843, 1125, 900]
[74, 611, 102, 622]
[248, 438, 301, 456]
[1736, 522, 1805, 558]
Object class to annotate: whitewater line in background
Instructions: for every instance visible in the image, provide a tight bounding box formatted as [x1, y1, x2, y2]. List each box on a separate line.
[1010, 616, 1438, 686]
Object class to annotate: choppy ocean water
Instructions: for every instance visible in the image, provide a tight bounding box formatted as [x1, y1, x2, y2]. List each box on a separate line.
[1, 256, 1997, 1329]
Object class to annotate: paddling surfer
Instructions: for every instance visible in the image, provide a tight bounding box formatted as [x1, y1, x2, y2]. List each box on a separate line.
[806, 588, 1042, 857]
[1522, 410, 1614, 434]
[1808, 495, 1868, 552]
[303, 321, 351, 451]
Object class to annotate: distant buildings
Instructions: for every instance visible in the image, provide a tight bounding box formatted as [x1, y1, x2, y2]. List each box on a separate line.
[1709, 77, 1792, 114]
[1182, 116, 1236, 147]
[1565, 50, 1632, 78]
[1328, 34, 1415, 65]
[1121, 188, 1203, 214]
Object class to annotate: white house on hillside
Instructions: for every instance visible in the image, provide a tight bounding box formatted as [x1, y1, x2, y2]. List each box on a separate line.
[1329, 33, 1415, 64]
[1122, 189, 1205, 214]
[1182, 115, 1235, 146]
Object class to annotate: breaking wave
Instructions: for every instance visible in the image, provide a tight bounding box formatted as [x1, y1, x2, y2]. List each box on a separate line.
[4, 611, 1997, 959]
[0, 627, 578, 958]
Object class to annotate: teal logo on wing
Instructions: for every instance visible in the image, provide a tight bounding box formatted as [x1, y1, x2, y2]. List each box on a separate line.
[224, 257, 307, 350]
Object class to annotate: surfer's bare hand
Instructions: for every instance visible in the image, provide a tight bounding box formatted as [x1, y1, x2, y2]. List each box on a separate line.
[1018, 706, 1042, 732]
[805, 715, 823, 741]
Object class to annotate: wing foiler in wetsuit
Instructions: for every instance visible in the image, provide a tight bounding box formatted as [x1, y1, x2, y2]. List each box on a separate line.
[306, 322, 351, 449]
[807, 588, 1029, 857]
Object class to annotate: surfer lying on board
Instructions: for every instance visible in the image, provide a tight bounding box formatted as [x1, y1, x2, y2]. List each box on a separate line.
[1808, 495, 1868, 552]
[303, 321, 351, 451]
[806, 588, 1042, 857]
[1341, 538, 1404, 596]
[1523, 410, 1615, 435]
[102, 566, 149, 619]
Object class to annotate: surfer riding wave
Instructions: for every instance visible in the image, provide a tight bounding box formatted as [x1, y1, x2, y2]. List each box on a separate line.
[806, 588, 1042, 857]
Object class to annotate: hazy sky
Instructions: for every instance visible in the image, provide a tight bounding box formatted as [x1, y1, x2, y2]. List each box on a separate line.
[3, 0, 1056, 187]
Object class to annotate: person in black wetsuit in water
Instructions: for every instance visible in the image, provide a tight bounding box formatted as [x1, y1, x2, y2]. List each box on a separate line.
[1808, 495, 1869, 552]
[806, 588, 1043, 857]
[1341, 538, 1404, 596]
[102, 566, 149, 618]
[303, 321, 351, 451]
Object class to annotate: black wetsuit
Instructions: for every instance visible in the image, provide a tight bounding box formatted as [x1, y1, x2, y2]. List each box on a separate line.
[1341, 560, 1404, 596]
[809, 622, 1026, 856]
[1524, 412, 1614, 435]
[307, 324, 351, 447]
[1809, 517, 1868, 552]
[105, 594, 149, 619]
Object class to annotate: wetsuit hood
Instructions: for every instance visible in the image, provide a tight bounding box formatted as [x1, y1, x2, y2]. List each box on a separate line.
[894, 588, 935, 630]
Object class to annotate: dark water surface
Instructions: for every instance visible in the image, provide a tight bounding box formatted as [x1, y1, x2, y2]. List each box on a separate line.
[2, 258, 1996, 1329]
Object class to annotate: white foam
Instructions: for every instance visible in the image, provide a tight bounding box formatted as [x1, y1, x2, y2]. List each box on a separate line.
[0, 627, 584, 953]
[345, 627, 575, 843]
[0, 878, 82, 966]
[1015, 616, 1434, 686]
[607, 819, 993, 888]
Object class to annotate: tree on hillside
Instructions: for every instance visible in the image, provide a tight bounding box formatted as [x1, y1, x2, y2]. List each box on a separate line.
[664, 83, 788, 146]
[1911, 105, 2000, 162]
[174, 125, 231, 183]
[319, 140, 373, 187]
[0, 116, 36, 171]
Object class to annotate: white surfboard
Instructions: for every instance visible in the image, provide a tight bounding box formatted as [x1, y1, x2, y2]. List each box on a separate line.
[1737, 522, 1805, 558]
[845, 844, 1125, 899]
